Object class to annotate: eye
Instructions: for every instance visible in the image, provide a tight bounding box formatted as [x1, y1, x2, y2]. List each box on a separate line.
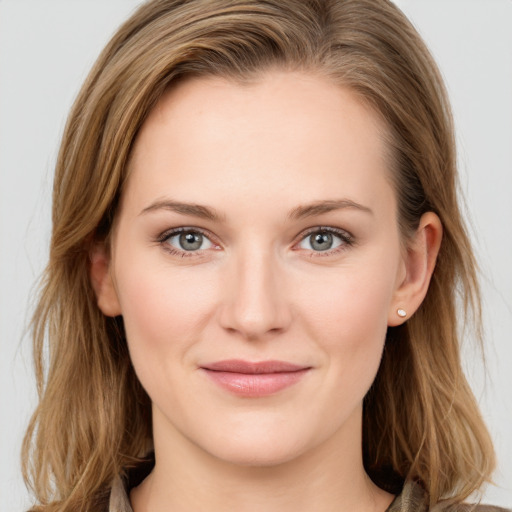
[297, 228, 352, 253]
[163, 229, 214, 252]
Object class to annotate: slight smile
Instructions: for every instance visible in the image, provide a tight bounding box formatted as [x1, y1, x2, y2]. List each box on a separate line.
[200, 360, 312, 397]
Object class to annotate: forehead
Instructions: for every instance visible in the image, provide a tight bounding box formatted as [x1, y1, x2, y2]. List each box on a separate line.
[123, 71, 394, 216]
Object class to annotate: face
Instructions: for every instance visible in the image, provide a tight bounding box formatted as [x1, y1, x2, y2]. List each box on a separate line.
[99, 71, 411, 466]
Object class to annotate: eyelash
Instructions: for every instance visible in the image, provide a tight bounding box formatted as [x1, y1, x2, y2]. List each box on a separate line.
[157, 227, 218, 258]
[296, 226, 354, 257]
[156, 226, 354, 258]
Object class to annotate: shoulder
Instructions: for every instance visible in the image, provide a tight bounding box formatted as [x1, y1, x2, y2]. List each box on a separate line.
[443, 506, 511, 512]
[108, 454, 155, 512]
[387, 480, 511, 512]
[442, 505, 511, 512]
[109, 474, 133, 512]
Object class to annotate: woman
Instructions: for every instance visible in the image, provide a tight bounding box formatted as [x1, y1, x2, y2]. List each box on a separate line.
[21, 1, 510, 511]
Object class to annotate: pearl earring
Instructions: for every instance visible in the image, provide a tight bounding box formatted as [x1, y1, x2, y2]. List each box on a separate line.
[397, 308, 407, 318]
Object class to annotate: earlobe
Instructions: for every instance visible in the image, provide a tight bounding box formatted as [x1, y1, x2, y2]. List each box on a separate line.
[388, 212, 443, 326]
[89, 243, 122, 317]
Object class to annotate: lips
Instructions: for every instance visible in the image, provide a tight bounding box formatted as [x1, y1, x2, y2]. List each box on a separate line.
[200, 359, 310, 397]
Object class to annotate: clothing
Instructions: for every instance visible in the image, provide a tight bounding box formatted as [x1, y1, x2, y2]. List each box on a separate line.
[108, 458, 510, 512]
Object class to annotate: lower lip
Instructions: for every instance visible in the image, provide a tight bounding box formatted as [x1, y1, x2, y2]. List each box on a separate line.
[201, 369, 310, 397]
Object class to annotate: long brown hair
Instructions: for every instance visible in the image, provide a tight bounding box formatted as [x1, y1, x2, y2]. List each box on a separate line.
[22, 0, 495, 510]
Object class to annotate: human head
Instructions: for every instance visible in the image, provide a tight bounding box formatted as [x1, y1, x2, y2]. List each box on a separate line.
[23, 0, 494, 508]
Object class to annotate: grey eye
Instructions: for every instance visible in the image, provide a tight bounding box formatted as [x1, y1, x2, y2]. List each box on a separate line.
[180, 232, 203, 250]
[299, 230, 344, 252]
[167, 231, 213, 251]
[310, 232, 333, 251]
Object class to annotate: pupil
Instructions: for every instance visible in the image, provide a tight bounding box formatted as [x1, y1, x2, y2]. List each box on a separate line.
[311, 232, 332, 251]
[179, 232, 202, 250]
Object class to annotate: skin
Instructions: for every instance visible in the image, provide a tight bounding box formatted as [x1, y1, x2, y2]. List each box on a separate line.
[91, 71, 442, 512]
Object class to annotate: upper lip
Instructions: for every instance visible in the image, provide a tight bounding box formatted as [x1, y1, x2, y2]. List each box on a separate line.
[201, 360, 309, 374]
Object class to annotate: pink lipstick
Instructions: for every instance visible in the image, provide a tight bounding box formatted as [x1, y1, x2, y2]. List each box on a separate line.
[200, 360, 310, 397]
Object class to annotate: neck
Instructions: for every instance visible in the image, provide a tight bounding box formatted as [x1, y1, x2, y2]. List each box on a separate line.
[130, 407, 394, 512]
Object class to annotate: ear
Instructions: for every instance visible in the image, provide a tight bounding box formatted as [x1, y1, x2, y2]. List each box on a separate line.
[89, 243, 122, 317]
[388, 212, 443, 326]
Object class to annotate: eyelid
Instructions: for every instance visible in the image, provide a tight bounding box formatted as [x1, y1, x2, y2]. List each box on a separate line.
[155, 225, 354, 258]
[157, 226, 221, 256]
[293, 226, 354, 255]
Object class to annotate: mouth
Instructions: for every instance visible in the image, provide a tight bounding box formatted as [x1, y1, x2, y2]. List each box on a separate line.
[200, 359, 311, 397]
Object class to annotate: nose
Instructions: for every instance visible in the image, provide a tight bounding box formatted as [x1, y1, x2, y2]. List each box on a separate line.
[218, 246, 292, 340]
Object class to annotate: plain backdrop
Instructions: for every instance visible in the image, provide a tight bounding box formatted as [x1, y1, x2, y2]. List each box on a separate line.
[1, 1, 511, 510]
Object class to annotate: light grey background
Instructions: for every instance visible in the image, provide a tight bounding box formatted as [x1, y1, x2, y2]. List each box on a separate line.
[1, 1, 510, 510]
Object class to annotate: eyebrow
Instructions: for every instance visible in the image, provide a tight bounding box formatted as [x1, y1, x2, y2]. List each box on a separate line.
[288, 199, 373, 220]
[140, 198, 373, 221]
[140, 199, 223, 221]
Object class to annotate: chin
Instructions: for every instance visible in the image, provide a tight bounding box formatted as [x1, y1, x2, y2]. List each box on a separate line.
[209, 438, 307, 468]
[194, 417, 322, 468]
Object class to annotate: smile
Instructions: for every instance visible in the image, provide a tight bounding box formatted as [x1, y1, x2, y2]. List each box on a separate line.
[200, 360, 311, 397]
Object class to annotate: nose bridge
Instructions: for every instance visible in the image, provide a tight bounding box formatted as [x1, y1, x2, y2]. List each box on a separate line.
[219, 242, 291, 339]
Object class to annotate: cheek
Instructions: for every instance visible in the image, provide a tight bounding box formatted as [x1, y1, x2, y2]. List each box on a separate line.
[301, 268, 395, 341]
[113, 255, 218, 375]
[295, 251, 400, 381]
